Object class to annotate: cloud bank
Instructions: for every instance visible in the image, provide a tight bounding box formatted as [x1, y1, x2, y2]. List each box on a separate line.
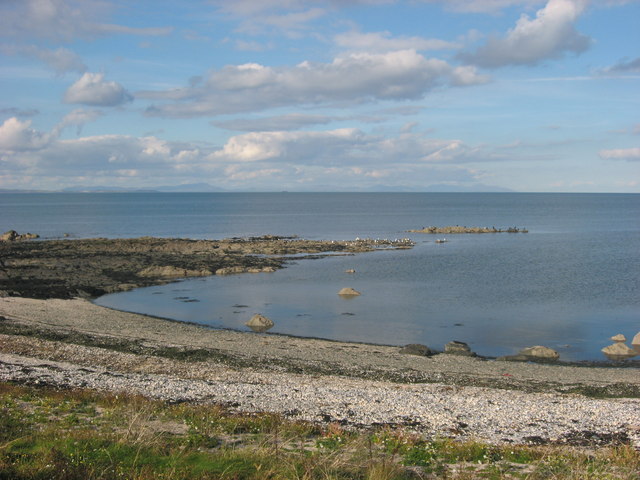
[141, 50, 489, 118]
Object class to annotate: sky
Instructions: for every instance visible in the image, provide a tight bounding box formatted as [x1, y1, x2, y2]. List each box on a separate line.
[0, 0, 639, 192]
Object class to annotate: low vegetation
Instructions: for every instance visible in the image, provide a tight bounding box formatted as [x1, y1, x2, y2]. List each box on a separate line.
[1, 382, 638, 479]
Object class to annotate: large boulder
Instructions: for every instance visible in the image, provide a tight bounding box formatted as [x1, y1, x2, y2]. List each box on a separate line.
[246, 314, 274, 333]
[518, 345, 560, 361]
[444, 340, 476, 357]
[399, 344, 436, 357]
[602, 342, 637, 360]
[610, 334, 626, 342]
[632, 332, 640, 346]
[338, 287, 361, 296]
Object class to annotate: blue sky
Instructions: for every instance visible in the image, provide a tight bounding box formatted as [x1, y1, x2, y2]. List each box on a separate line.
[1, 0, 638, 192]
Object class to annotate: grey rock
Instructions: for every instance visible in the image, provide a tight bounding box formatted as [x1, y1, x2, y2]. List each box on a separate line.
[444, 340, 475, 357]
[399, 344, 436, 357]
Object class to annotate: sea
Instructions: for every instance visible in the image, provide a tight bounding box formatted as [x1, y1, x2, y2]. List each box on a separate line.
[2, 192, 639, 361]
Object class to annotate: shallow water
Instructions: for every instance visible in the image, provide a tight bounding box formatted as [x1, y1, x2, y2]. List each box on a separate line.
[3, 192, 639, 360]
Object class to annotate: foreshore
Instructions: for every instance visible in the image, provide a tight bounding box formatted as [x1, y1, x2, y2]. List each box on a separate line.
[1, 236, 639, 448]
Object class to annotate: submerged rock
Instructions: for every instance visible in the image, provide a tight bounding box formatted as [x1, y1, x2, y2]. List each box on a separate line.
[246, 314, 274, 333]
[602, 342, 637, 360]
[338, 287, 361, 296]
[399, 344, 436, 357]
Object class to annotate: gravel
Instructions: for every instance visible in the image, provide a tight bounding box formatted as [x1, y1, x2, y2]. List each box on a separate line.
[1, 350, 638, 447]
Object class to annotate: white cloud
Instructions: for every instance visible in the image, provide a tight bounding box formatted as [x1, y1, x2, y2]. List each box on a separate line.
[599, 147, 640, 161]
[460, 0, 590, 67]
[64, 73, 133, 107]
[0, 0, 172, 41]
[334, 31, 461, 52]
[1, 45, 86, 74]
[210, 129, 364, 163]
[0, 117, 54, 151]
[141, 50, 488, 118]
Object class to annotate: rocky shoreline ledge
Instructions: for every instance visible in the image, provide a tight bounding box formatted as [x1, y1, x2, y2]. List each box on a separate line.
[0, 234, 412, 299]
[1, 235, 639, 448]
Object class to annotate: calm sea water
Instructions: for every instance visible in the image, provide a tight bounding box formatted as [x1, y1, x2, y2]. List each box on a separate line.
[2, 192, 639, 361]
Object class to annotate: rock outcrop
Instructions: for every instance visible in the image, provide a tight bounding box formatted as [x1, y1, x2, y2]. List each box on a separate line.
[409, 226, 528, 234]
[1, 230, 39, 241]
[610, 334, 626, 342]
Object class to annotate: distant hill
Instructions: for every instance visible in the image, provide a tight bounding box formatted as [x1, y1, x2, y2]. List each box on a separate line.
[1, 182, 511, 194]
[52, 183, 226, 193]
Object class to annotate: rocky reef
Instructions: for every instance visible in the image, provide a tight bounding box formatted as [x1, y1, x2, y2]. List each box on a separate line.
[409, 226, 528, 234]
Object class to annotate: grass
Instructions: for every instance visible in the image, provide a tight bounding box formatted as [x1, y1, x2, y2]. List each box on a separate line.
[0, 382, 638, 479]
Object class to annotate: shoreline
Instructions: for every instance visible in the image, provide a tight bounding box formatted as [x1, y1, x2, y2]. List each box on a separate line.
[1, 236, 639, 447]
[96, 300, 639, 370]
[1, 296, 639, 447]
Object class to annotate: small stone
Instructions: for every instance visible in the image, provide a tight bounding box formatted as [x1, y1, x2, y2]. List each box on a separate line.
[399, 344, 436, 357]
[246, 314, 274, 333]
[444, 340, 475, 357]
[602, 342, 637, 359]
[338, 287, 361, 296]
[610, 334, 626, 342]
[518, 346, 560, 361]
[345, 269, 356, 274]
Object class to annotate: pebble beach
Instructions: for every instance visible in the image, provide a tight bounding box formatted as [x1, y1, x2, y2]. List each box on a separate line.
[1, 296, 639, 448]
